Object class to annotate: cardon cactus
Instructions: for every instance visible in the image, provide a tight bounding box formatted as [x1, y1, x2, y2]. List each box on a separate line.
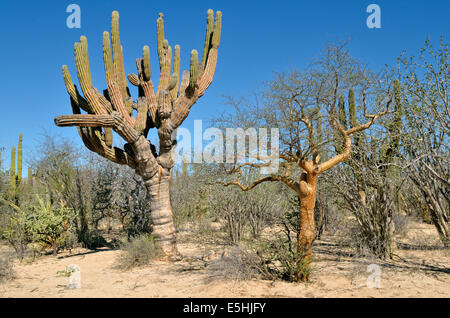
[17, 133, 23, 185]
[9, 146, 16, 198]
[55, 9, 222, 259]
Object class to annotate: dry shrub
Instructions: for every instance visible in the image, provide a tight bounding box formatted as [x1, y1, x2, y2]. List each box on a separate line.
[0, 253, 15, 283]
[116, 234, 157, 270]
[208, 246, 260, 281]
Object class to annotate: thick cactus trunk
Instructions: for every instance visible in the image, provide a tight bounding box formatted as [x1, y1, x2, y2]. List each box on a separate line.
[143, 168, 179, 259]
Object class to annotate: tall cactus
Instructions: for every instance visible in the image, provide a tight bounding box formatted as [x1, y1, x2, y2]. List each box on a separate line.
[9, 146, 16, 198]
[55, 9, 222, 259]
[17, 133, 23, 185]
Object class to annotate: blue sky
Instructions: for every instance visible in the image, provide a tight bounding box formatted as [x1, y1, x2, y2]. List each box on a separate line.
[0, 0, 448, 172]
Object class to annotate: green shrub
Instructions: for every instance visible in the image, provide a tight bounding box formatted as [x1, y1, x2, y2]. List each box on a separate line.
[1, 195, 75, 257]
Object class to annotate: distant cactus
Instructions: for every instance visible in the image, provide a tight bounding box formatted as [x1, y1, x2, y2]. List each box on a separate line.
[28, 167, 33, 186]
[17, 133, 23, 185]
[9, 146, 16, 198]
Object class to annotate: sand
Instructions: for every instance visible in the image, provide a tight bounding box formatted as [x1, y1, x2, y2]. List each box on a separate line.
[0, 221, 448, 298]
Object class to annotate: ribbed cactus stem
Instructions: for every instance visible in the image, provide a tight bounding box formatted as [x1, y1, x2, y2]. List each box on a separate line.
[182, 158, 188, 177]
[62, 65, 91, 113]
[104, 128, 113, 147]
[316, 112, 323, 146]
[173, 45, 180, 76]
[189, 50, 198, 89]
[127, 73, 140, 86]
[348, 88, 357, 128]
[135, 98, 149, 133]
[202, 9, 214, 66]
[103, 31, 114, 84]
[9, 146, 16, 196]
[80, 36, 93, 87]
[157, 13, 165, 64]
[338, 94, 347, 129]
[143, 45, 151, 81]
[17, 133, 23, 185]
[392, 79, 402, 151]
[111, 11, 129, 98]
[211, 11, 222, 49]
[28, 167, 33, 186]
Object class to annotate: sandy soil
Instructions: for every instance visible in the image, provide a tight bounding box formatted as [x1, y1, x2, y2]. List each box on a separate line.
[0, 221, 449, 298]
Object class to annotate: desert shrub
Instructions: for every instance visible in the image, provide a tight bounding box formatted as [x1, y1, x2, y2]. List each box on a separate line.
[0, 253, 15, 283]
[209, 246, 261, 281]
[116, 234, 157, 269]
[250, 235, 314, 282]
[392, 213, 410, 236]
[1, 204, 32, 259]
[1, 195, 76, 257]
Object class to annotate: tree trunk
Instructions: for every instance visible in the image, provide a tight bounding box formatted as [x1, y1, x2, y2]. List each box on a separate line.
[143, 168, 180, 260]
[297, 173, 317, 281]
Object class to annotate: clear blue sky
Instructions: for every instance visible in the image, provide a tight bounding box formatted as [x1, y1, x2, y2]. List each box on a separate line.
[0, 0, 448, 172]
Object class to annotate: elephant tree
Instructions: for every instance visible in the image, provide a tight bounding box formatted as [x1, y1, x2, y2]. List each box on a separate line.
[222, 44, 393, 281]
[54, 10, 222, 259]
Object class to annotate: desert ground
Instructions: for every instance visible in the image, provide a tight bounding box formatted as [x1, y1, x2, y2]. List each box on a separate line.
[0, 221, 448, 298]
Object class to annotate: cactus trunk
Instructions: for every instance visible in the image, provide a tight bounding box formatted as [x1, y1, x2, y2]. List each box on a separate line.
[9, 146, 16, 198]
[17, 133, 23, 185]
[143, 168, 179, 259]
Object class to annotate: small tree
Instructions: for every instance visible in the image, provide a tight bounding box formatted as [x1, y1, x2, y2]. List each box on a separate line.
[220, 44, 393, 281]
[398, 38, 449, 247]
[54, 10, 222, 259]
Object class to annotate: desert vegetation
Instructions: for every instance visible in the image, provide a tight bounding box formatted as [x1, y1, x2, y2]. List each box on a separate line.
[0, 8, 448, 297]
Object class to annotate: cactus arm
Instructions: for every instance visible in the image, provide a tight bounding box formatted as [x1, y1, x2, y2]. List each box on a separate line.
[103, 31, 135, 126]
[74, 41, 110, 115]
[135, 97, 149, 134]
[171, 10, 222, 128]
[28, 167, 33, 186]
[62, 65, 91, 113]
[170, 45, 180, 100]
[143, 45, 151, 81]
[338, 94, 347, 129]
[189, 50, 198, 90]
[348, 88, 357, 128]
[111, 11, 130, 99]
[55, 113, 140, 144]
[201, 9, 214, 67]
